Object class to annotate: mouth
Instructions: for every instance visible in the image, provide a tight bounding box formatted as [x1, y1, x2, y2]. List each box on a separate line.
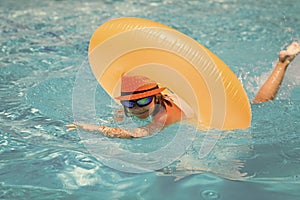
[133, 110, 148, 116]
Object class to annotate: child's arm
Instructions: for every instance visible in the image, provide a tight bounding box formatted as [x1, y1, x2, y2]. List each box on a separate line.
[66, 121, 161, 138]
[252, 59, 289, 103]
[253, 42, 300, 103]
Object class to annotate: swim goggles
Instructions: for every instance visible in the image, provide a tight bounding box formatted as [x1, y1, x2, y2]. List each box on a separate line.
[120, 96, 154, 109]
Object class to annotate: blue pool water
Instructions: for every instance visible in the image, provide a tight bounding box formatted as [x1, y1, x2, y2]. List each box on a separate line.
[1, 0, 300, 199]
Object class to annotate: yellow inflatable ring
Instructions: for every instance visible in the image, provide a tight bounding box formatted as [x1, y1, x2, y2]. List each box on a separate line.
[88, 17, 251, 130]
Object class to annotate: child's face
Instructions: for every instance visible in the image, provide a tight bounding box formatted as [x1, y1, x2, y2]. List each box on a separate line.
[126, 96, 156, 119]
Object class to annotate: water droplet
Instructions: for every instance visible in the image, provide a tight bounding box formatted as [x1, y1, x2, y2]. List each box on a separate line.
[201, 190, 220, 200]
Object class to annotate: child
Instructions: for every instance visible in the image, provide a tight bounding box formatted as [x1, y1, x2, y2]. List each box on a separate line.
[66, 42, 300, 138]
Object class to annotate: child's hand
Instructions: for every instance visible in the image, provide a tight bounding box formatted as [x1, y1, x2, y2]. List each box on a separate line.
[66, 123, 77, 132]
[66, 123, 102, 132]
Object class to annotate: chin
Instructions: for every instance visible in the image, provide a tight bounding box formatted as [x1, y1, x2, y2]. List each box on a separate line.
[133, 110, 150, 119]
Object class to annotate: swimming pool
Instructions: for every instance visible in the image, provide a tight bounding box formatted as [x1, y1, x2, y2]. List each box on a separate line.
[1, 0, 300, 199]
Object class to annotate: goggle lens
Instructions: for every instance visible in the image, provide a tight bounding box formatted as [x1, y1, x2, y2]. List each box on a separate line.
[121, 96, 154, 108]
